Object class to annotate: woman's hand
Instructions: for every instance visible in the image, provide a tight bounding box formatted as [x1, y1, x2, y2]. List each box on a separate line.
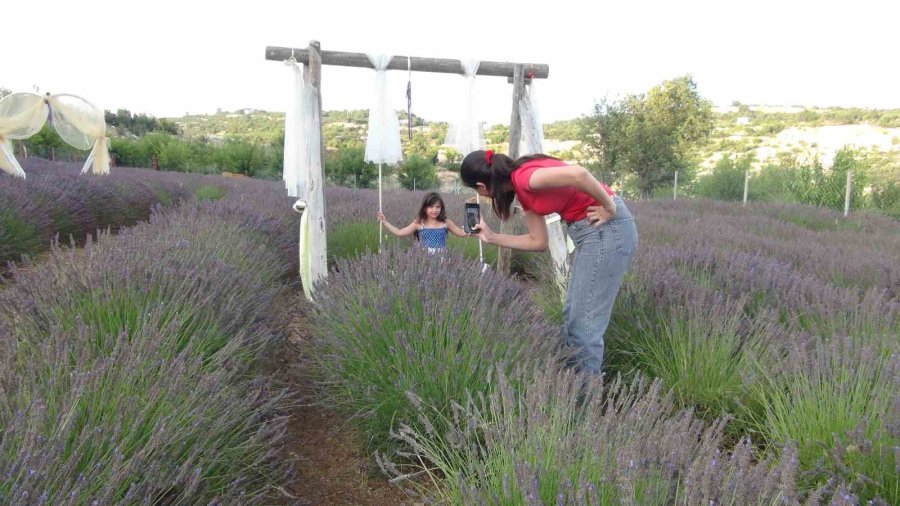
[586, 205, 615, 227]
[473, 217, 495, 244]
[377, 211, 386, 223]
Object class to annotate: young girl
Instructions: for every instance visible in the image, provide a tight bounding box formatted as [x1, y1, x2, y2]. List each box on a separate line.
[377, 192, 468, 253]
[460, 150, 638, 375]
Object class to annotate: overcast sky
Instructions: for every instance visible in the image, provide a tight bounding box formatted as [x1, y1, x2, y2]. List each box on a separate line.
[3, 0, 898, 124]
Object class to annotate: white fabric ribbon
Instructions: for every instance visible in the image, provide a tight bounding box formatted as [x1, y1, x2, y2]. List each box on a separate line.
[445, 59, 484, 154]
[364, 54, 403, 165]
[0, 92, 110, 178]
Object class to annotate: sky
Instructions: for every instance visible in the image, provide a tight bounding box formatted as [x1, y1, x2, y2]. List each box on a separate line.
[2, 0, 898, 125]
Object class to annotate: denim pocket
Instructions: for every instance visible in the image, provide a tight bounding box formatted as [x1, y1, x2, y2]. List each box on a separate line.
[609, 218, 636, 256]
[567, 220, 598, 248]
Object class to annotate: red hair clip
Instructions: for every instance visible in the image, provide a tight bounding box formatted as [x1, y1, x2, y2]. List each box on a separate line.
[484, 150, 494, 165]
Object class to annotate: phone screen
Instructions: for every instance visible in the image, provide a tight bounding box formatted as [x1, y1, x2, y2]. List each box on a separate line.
[465, 205, 480, 233]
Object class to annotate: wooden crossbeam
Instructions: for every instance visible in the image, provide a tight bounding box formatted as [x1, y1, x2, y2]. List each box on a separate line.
[265, 46, 549, 79]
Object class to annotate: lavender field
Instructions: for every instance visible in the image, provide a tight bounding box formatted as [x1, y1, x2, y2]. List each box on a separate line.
[1, 163, 897, 504]
[316, 190, 899, 504]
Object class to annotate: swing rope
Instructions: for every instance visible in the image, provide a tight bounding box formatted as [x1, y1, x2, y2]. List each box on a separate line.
[406, 56, 413, 141]
[378, 162, 383, 248]
[476, 193, 484, 266]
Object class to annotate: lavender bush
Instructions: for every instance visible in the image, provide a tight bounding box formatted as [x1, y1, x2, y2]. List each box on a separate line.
[0, 181, 298, 503]
[0, 317, 287, 504]
[310, 245, 558, 453]
[746, 336, 899, 504]
[383, 361, 843, 505]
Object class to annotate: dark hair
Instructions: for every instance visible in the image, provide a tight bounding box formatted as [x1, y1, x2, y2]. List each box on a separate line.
[459, 151, 559, 220]
[414, 192, 446, 241]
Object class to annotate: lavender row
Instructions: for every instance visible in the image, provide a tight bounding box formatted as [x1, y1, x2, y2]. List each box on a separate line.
[631, 198, 900, 299]
[386, 363, 850, 505]
[602, 200, 899, 503]
[0, 186, 298, 503]
[1, 159, 241, 268]
[309, 245, 557, 454]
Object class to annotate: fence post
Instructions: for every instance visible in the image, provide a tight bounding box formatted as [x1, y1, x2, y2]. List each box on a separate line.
[673, 171, 678, 200]
[743, 169, 749, 206]
[844, 170, 852, 217]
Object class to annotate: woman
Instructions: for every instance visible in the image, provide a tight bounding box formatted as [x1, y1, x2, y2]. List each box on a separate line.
[461, 149, 637, 374]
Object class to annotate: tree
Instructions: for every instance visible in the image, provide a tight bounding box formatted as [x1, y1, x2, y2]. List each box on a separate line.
[789, 148, 867, 211]
[398, 155, 439, 190]
[158, 138, 192, 171]
[581, 75, 714, 198]
[323, 144, 381, 188]
[441, 148, 463, 171]
[404, 132, 437, 162]
[0, 87, 11, 99]
[217, 138, 270, 177]
[870, 180, 900, 219]
[485, 124, 509, 145]
[25, 124, 70, 161]
[695, 153, 754, 201]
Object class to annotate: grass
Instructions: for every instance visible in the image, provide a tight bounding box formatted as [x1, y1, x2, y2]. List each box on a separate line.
[193, 184, 227, 201]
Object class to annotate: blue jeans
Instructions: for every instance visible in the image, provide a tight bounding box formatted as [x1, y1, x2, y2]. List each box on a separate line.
[562, 196, 638, 375]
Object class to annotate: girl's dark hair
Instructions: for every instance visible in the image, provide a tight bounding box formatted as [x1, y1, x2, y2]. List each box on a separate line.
[414, 192, 446, 241]
[459, 151, 559, 220]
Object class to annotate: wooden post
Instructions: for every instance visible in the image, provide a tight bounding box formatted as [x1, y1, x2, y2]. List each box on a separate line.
[508, 65, 526, 159]
[305, 41, 328, 295]
[309, 41, 325, 169]
[497, 64, 527, 274]
[545, 214, 571, 301]
[844, 170, 852, 217]
[673, 171, 678, 200]
[743, 169, 749, 206]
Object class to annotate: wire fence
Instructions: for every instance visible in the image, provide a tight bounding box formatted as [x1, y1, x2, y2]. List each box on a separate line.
[669, 168, 859, 217]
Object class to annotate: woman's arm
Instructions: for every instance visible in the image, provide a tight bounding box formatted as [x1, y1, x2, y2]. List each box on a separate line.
[445, 219, 468, 238]
[529, 165, 617, 217]
[474, 210, 548, 252]
[378, 212, 419, 238]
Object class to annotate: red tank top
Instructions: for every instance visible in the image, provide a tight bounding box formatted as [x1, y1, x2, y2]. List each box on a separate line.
[510, 158, 614, 222]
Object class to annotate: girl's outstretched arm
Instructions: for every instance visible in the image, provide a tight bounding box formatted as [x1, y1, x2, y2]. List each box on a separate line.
[378, 212, 419, 238]
[446, 219, 468, 238]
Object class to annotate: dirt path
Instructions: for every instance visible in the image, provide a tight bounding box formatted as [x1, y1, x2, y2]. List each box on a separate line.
[273, 293, 421, 505]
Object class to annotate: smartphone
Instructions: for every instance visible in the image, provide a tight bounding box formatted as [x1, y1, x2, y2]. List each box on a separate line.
[464, 203, 481, 234]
